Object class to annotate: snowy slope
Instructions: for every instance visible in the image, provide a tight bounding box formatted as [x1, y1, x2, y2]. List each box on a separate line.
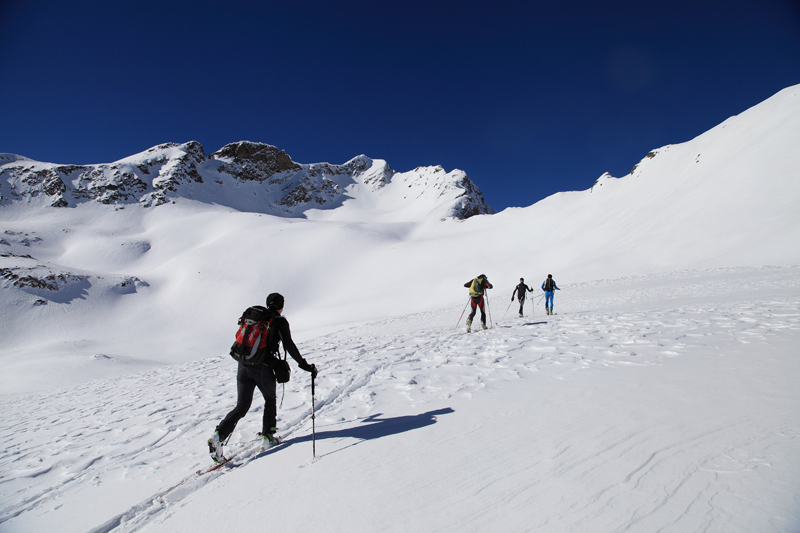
[0, 85, 799, 531]
[1, 268, 798, 532]
[445, 83, 800, 283]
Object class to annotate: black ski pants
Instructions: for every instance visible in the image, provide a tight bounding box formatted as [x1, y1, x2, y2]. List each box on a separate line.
[217, 363, 277, 441]
[517, 295, 526, 315]
[468, 295, 486, 324]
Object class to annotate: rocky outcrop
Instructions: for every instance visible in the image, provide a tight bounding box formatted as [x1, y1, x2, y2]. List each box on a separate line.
[0, 165, 69, 207]
[212, 141, 301, 182]
[72, 167, 148, 204]
[450, 175, 492, 219]
[141, 141, 206, 207]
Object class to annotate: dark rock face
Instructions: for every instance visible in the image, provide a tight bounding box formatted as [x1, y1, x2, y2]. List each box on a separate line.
[213, 142, 301, 182]
[14, 168, 68, 207]
[451, 176, 492, 219]
[276, 176, 342, 207]
[72, 167, 149, 204]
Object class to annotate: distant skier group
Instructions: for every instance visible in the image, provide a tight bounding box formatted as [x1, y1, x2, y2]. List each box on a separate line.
[460, 273, 561, 332]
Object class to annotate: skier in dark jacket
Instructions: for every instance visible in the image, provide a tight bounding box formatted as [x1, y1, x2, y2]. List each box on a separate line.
[209, 292, 317, 462]
[464, 274, 493, 332]
[511, 278, 532, 317]
[541, 274, 560, 315]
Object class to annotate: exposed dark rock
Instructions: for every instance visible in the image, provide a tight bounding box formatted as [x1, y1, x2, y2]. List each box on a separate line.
[0, 268, 85, 290]
[213, 141, 301, 182]
[451, 176, 492, 219]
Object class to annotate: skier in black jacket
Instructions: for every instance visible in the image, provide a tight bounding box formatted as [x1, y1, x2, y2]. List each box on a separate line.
[209, 292, 317, 462]
[511, 278, 533, 317]
[464, 274, 493, 332]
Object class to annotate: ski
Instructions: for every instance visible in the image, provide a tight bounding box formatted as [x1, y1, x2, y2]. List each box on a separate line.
[197, 456, 233, 476]
[197, 436, 286, 476]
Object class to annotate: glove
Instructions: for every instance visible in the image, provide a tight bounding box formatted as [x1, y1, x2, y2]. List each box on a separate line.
[299, 361, 318, 379]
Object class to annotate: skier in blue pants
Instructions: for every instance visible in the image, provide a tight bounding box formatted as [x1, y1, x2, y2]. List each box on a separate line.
[541, 274, 559, 315]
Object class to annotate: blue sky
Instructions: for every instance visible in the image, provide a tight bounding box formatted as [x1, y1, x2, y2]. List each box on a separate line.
[1, 0, 798, 211]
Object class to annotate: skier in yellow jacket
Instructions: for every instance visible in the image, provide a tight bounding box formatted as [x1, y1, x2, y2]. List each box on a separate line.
[463, 274, 493, 332]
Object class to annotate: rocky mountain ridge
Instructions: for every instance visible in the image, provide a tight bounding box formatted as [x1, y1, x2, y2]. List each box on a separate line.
[0, 141, 492, 220]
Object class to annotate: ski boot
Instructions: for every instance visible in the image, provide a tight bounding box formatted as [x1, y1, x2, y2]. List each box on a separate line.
[208, 431, 225, 463]
[466, 319, 472, 333]
[481, 323, 488, 330]
[260, 427, 281, 450]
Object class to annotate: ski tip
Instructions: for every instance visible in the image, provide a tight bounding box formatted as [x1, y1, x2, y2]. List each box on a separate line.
[197, 457, 230, 475]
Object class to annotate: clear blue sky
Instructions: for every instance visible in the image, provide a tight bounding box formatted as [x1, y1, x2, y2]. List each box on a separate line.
[1, 0, 798, 211]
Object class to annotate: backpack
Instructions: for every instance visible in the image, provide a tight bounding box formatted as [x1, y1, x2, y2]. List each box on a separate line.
[544, 278, 554, 291]
[469, 277, 485, 297]
[230, 306, 280, 366]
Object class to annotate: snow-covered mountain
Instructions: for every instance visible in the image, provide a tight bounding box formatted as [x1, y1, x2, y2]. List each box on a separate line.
[1, 85, 799, 533]
[0, 141, 493, 220]
[1, 84, 798, 393]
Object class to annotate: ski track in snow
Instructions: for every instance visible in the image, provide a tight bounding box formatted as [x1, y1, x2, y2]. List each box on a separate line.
[1, 267, 799, 532]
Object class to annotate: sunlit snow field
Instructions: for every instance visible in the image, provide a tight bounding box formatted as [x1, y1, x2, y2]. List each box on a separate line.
[1, 85, 800, 532]
[2, 267, 798, 532]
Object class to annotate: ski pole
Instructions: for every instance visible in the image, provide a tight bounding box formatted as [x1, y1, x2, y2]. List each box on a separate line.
[454, 297, 471, 330]
[485, 292, 493, 329]
[311, 373, 316, 459]
[536, 293, 545, 313]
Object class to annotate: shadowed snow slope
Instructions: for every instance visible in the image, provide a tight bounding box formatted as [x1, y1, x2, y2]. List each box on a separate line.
[0, 85, 799, 532]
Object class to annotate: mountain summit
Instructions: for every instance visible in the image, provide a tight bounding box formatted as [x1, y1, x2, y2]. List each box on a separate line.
[0, 141, 493, 220]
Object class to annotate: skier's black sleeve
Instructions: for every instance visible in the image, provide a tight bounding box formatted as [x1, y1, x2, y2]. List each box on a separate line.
[464, 281, 472, 288]
[511, 286, 518, 300]
[274, 317, 314, 372]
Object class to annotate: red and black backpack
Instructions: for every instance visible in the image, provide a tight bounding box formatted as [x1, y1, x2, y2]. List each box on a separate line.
[230, 306, 280, 365]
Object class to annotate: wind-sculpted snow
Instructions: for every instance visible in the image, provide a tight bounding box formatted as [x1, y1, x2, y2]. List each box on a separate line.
[1, 268, 798, 532]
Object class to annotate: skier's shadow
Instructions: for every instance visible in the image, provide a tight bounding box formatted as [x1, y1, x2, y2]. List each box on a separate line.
[282, 408, 454, 458]
[498, 321, 547, 328]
